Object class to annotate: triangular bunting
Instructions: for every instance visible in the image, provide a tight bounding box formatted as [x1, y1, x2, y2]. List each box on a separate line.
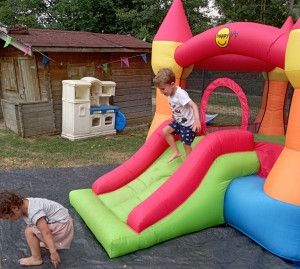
[24, 45, 30, 56]
[121, 57, 130, 68]
[102, 64, 108, 73]
[4, 36, 12, 48]
[142, 36, 146, 41]
[97, 64, 105, 74]
[41, 55, 50, 67]
[140, 54, 147, 63]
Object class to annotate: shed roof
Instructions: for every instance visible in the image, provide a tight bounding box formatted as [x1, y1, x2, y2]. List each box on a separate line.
[11, 28, 151, 49]
[0, 26, 152, 55]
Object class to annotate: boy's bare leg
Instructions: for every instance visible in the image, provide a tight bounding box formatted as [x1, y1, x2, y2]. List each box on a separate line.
[183, 144, 193, 158]
[163, 126, 181, 162]
[19, 226, 43, 266]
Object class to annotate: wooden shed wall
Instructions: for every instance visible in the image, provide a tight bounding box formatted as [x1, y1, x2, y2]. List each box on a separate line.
[1, 99, 55, 137]
[0, 83, 2, 119]
[110, 53, 152, 125]
[18, 101, 56, 137]
[0, 44, 152, 136]
[0, 45, 27, 105]
[0, 44, 55, 132]
[1, 99, 20, 133]
[0, 45, 51, 102]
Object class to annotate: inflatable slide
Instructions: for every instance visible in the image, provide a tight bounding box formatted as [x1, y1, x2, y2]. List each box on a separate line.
[69, 121, 294, 259]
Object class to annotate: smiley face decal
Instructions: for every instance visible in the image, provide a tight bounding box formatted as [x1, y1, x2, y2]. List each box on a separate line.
[215, 27, 230, 48]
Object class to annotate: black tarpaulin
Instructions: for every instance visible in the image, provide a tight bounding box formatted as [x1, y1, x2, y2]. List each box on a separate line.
[0, 165, 296, 269]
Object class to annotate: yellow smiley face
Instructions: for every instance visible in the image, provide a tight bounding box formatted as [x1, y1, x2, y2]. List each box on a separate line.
[215, 27, 230, 48]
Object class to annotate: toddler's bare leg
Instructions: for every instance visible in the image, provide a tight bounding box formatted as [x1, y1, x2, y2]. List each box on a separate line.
[40, 242, 48, 249]
[19, 226, 43, 266]
[183, 144, 193, 157]
[163, 125, 181, 162]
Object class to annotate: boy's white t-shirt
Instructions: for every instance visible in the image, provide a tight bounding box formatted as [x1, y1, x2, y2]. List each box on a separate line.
[23, 198, 69, 227]
[168, 87, 194, 127]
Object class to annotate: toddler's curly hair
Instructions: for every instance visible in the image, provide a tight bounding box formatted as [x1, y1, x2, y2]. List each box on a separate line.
[0, 191, 23, 218]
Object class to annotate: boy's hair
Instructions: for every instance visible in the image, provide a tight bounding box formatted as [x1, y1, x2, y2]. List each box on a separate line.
[153, 68, 176, 87]
[0, 191, 23, 218]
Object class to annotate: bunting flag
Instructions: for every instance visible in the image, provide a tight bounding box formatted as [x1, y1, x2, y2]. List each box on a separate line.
[4, 36, 12, 48]
[121, 57, 130, 68]
[98, 64, 105, 74]
[142, 36, 146, 41]
[24, 45, 30, 56]
[140, 54, 147, 63]
[41, 55, 50, 67]
[102, 64, 108, 73]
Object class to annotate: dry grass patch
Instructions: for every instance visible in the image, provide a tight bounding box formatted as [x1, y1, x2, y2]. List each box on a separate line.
[0, 157, 37, 170]
[0, 126, 149, 170]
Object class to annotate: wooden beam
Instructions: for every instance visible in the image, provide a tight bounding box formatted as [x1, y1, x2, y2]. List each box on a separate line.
[0, 32, 33, 56]
[32, 47, 151, 53]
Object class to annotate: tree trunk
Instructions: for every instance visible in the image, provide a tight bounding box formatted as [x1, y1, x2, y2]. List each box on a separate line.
[290, 0, 295, 14]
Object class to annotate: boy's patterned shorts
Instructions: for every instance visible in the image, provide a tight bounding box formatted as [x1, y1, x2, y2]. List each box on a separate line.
[169, 120, 197, 146]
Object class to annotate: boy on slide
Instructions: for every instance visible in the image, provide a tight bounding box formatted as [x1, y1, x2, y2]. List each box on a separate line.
[153, 68, 201, 162]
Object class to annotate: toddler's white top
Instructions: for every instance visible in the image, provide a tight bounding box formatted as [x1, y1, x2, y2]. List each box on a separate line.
[23, 197, 69, 226]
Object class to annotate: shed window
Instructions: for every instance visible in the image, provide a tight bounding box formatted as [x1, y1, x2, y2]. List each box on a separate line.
[0, 59, 18, 91]
[67, 62, 95, 79]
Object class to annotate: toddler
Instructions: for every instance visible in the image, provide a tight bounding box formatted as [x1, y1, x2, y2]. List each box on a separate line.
[0, 191, 74, 268]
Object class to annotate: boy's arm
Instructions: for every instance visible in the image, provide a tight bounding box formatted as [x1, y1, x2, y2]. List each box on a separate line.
[36, 217, 61, 268]
[187, 100, 201, 132]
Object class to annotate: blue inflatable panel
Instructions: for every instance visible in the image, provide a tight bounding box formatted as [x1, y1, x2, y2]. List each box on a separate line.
[224, 175, 300, 261]
[90, 105, 119, 115]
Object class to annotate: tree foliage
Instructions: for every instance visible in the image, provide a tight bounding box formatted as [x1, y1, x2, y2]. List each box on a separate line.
[0, 0, 211, 40]
[213, 0, 293, 27]
[48, 0, 116, 32]
[114, 0, 211, 41]
[0, 0, 53, 28]
[0, 0, 298, 41]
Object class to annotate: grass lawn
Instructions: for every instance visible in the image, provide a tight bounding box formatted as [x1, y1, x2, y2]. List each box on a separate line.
[0, 121, 286, 171]
[254, 134, 285, 145]
[0, 89, 284, 171]
[0, 125, 149, 170]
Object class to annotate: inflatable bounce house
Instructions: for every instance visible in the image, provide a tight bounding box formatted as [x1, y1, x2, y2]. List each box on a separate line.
[70, 0, 300, 262]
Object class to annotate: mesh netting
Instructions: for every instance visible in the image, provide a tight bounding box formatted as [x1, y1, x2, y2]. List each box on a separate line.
[186, 70, 293, 133]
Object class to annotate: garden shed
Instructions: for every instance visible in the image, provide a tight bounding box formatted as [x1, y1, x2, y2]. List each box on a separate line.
[0, 23, 152, 137]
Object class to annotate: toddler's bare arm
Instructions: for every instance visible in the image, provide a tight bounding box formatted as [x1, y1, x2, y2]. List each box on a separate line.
[187, 100, 201, 132]
[36, 217, 61, 268]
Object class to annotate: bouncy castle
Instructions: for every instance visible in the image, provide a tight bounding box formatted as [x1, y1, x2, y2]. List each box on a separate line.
[70, 0, 300, 262]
